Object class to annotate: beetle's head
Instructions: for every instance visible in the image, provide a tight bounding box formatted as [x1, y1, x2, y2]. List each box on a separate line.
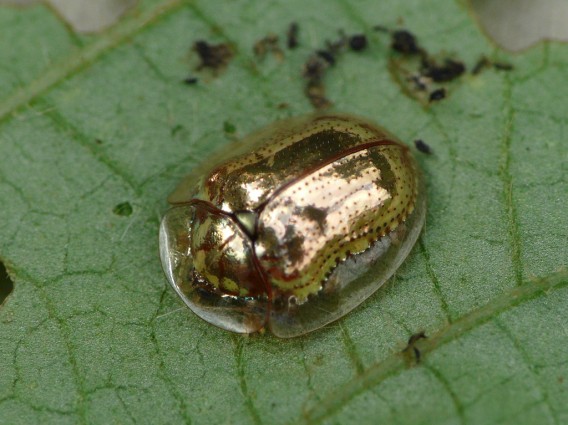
[159, 203, 268, 333]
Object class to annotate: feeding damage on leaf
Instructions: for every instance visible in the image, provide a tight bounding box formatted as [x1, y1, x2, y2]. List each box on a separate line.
[181, 19, 513, 115]
[0, 0, 137, 33]
[376, 26, 512, 105]
[0, 260, 14, 307]
[402, 331, 428, 365]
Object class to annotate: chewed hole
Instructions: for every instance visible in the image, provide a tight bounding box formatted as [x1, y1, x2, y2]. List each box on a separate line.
[0, 261, 14, 307]
[469, 0, 568, 51]
[223, 121, 237, 134]
[113, 201, 133, 217]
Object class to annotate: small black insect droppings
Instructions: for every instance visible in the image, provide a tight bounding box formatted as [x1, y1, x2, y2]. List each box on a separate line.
[303, 55, 328, 80]
[183, 76, 198, 85]
[316, 49, 336, 66]
[493, 62, 514, 71]
[391, 30, 421, 55]
[414, 139, 432, 154]
[302, 31, 352, 110]
[423, 59, 465, 82]
[194, 40, 233, 71]
[303, 55, 332, 109]
[253, 34, 283, 60]
[95, 138, 103, 145]
[305, 79, 331, 109]
[113, 202, 133, 217]
[349, 34, 368, 51]
[0, 261, 14, 307]
[408, 74, 428, 91]
[403, 331, 428, 363]
[325, 31, 348, 55]
[472, 56, 491, 75]
[429, 88, 446, 102]
[287, 22, 299, 49]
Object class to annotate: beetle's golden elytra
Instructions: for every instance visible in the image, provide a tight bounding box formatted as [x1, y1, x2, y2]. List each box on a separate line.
[159, 113, 426, 338]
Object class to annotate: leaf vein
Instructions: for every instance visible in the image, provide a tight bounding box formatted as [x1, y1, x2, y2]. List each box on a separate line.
[500, 77, 524, 287]
[0, 0, 187, 124]
[233, 336, 263, 425]
[300, 271, 568, 424]
[494, 319, 559, 424]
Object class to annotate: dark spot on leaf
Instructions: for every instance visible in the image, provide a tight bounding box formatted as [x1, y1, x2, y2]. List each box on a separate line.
[302, 30, 354, 109]
[253, 34, 283, 61]
[326, 31, 348, 55]
[0, 261, 14, 307]
[383, 27, 469, 105]
[315, 49, 335, 66]
[373, 24, 389, 33]
[472, 56, 491, 75]
[429, 88, 446, 102]
[224, 121, 236, 134]
[402, 331, 427, 364]
[422, 58, 465, 82]
[493, 61, 513, 71]
[407, 331, 427, 345]
[287, 22, 299, 49]
[113, 202, 133, 217]
[304, 55, 328, 80]
[303, 59, 332, 108]
[408, 74, 428, 91]
[171, 124, 184, 137]
[391, 30, 421, 55]
[194, 40, 233, 71]
[349, 34, 368, 51]
[472, 56, 513, 75]
[414, 139, 432, 154]
[183, 76, 198, 85]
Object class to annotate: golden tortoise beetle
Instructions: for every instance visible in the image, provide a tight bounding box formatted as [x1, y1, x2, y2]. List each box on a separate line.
[159, 113, 426, 338]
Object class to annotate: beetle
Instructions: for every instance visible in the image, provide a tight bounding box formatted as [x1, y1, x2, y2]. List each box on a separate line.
[159, 113, 426, 338]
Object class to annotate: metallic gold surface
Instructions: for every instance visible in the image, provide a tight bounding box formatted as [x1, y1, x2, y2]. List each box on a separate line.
[256, 143, 418, 299]
[160, 113, 424, 336]
[189, 204, 263, 296]
[169, 114, 398, 208]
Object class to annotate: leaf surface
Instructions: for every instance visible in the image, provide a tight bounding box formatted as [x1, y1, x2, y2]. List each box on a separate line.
[0, 1, 567, 424]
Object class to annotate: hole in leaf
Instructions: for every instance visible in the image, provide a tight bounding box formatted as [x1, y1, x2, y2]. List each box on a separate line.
[470, 0, 568, 51]
[0, 261, 14, 307]
[223, 121, 236, 134]
[0, 0, 138, 34]
[113, 202, 133, 217]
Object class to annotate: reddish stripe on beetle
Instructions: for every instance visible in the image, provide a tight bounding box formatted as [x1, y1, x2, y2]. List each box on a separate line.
[254, 138, 404, 214]
[187, 198, 274, 323]
[186, 138, 408, 325]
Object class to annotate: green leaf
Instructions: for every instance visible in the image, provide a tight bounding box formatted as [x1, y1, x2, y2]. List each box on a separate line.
[1, 1, 567, 424]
